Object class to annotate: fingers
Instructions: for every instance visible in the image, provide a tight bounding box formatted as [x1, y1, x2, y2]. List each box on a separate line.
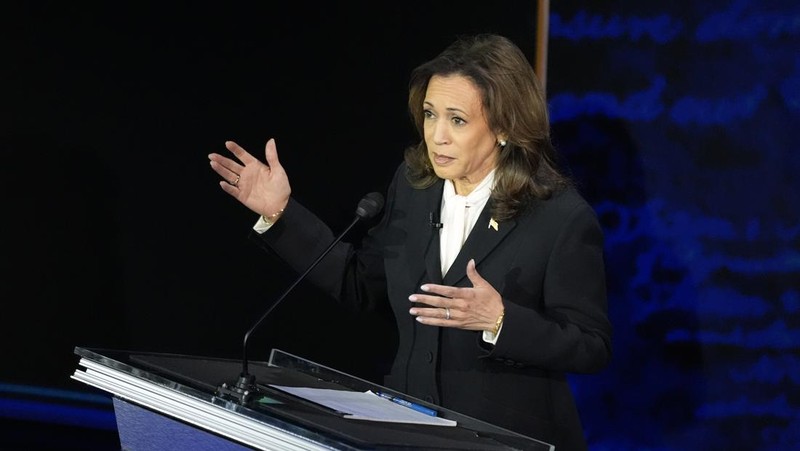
[409, 304, 454, 325]
[465, 258, 488, 287]
[224, 140, 257, 165]
[209, 139, 274, 188]
[408, 292, 445, 308]
[208, 158, 241, 186]
[409, 285, 460, 316]
[416, 260, 483, 299]
[416, 283, 461, 300]
[218, 179, 240, 196]
[263, 138, 284, 171]
[208, 141, 247, 181]
[208, 160, 238, 186]
[408, 261, 502, 331]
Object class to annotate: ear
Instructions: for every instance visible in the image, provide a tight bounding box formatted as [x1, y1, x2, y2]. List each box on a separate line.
[497, 135, 508, 147]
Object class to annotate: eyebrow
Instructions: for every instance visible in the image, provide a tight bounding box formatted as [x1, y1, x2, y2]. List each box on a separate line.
[423, 101, 469, 116]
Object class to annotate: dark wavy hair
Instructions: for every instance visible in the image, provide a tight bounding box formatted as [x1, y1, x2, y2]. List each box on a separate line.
[404, 33, 570, 221]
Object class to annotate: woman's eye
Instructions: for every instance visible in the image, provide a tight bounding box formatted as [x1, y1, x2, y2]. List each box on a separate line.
[423, 109, 434, 119]
[452, 117, 466, 126]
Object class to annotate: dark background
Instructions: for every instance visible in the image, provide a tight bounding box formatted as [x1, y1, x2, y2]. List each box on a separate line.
[1, 1, 540, 382]
[2, 1, 799, 450]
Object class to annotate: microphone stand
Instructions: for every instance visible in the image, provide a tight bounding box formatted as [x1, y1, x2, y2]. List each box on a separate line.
[216, 193, 384, 405]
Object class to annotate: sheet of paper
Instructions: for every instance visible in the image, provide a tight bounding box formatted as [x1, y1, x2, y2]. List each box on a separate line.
[269, 385, 457, 427]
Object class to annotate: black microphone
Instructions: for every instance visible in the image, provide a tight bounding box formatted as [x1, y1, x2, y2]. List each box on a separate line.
[216, 192, 385, 404]
[429, 212, 443, 229]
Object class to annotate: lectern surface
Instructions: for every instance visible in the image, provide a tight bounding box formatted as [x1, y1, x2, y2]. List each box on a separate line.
[72, 347, 554, 451]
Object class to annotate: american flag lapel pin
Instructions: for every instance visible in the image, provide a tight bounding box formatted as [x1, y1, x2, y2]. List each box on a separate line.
[489, 218, 499, 231]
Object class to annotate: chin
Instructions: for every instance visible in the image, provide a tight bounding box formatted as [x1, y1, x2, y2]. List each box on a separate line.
[431, 167, 452, 180]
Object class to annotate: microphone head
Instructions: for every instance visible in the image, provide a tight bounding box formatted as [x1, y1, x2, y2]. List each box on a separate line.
[355, 192, 385, 219]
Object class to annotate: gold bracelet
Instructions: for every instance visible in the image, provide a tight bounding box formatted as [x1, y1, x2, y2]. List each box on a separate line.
[492, 309, 505, 335]
[261, 208, 285, 226]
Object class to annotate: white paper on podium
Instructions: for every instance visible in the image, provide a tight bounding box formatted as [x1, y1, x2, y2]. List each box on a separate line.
[269, 386, 457, 427]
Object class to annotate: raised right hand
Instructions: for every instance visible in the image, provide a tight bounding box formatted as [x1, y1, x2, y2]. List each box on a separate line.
[208, 138, 291, 218]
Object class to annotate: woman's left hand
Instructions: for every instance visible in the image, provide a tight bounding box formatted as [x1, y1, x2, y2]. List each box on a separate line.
[409, 259, 504, 331]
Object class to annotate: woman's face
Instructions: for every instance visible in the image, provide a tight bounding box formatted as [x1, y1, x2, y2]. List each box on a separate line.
[423, 74, 501, 195]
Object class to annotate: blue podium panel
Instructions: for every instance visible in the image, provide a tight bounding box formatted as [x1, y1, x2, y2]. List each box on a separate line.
[113, 397, 251, 451]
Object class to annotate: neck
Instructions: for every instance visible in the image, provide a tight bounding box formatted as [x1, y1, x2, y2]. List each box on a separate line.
[453, 181, 474, 196]
[452, 168, 495, 196]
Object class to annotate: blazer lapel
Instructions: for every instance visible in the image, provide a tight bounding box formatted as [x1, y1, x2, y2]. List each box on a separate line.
[408, 180, 444, 286]
[442, 200, 516, 286]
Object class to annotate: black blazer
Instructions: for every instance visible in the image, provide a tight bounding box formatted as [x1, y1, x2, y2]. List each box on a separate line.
[258, 162, 612, 451]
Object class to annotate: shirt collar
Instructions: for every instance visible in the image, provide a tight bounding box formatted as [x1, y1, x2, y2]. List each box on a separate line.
[443, 169, 496, 206]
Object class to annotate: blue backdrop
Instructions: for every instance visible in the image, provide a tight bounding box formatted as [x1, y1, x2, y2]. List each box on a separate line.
[549, 1, 800, 449]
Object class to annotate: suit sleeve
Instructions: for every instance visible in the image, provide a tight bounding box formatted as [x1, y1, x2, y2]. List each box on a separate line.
[250, 164, 404, 314]
[489, 201, 612, 374]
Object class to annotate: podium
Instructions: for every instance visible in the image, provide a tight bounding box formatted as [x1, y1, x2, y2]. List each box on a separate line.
[71, 346, 554, 450]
